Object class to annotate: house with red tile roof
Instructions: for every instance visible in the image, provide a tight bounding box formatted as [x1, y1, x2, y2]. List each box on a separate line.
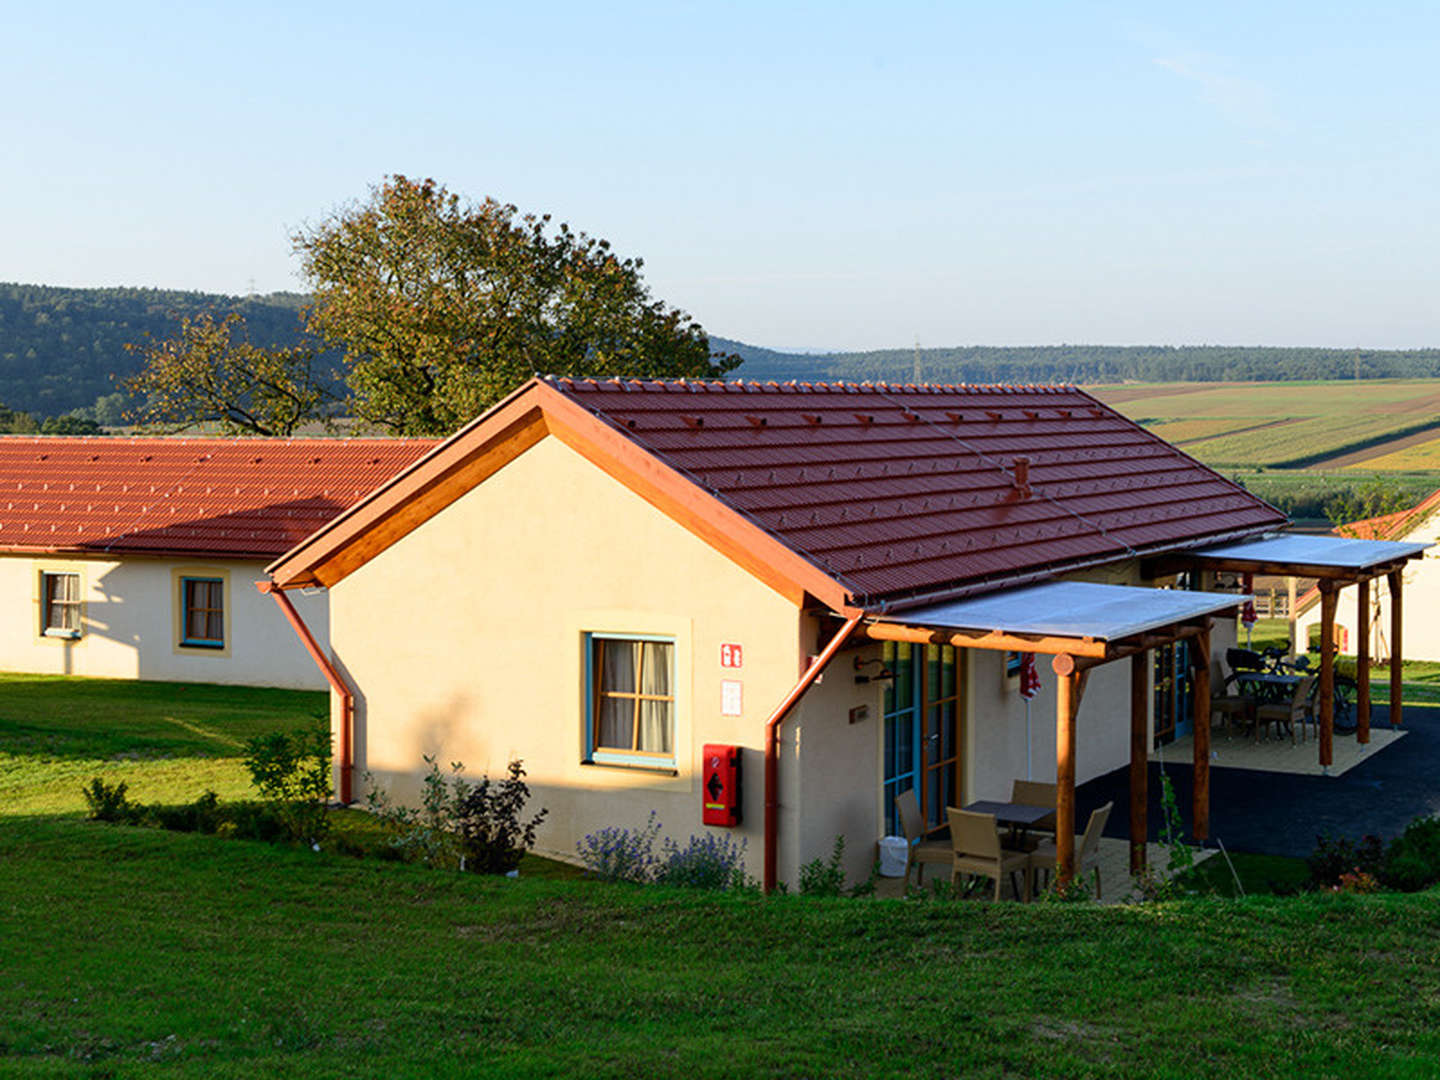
[1294, 487, 1440, 662]
[0, 436, 434, 688]
[261, 376, 1292, 888]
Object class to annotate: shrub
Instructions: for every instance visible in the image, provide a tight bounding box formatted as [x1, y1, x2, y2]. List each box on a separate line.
[453, 760, 548, 874]
[1383, 816, 1440, 892]
[151, 791, 224, 834]
[798, 836, 847, 897]
[576, 812, 660, 883]
[1308, 833, 1386, 889]
[654, 832, 748, 891]
[243, 719, 333, 845]
[366, 757, 547, 873]
[82, 777, 141, 823]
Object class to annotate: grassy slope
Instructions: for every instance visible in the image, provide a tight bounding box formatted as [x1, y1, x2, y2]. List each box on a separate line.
[2, 676, 1434, 1077]
[4, 817, 1440, 1079]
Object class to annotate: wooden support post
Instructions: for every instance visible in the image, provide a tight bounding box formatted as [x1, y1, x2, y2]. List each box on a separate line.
[1319, 582, 1336, 769]
[1053, 655, 1079, 885]
[1190, 631, 1211, 842]
[1287, 576, 1297, 656]
[1389, 570, 1404, 729]
[1357, 577, 1371, 744]
[1129, 652, 1148, 875]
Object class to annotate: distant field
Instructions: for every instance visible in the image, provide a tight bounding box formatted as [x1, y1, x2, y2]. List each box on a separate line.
[1092, 380, 1440, 469]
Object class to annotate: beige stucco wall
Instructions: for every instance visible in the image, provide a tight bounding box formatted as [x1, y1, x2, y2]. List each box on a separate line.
[330, 434, 838, 885]
[0, 553, 328, 689]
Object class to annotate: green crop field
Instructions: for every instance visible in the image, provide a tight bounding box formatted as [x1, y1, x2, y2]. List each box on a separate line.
[1091, 380, 1440, 470]
[1346, 435, 1440, 472]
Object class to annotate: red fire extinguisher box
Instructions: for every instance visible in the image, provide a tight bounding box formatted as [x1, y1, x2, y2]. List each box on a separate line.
[702, 743, 742, 827]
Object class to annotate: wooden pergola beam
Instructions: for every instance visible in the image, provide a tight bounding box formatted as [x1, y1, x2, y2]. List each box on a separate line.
[1357, 578, 1371, 745]
[1188, 630, 1212, 840]
[1319, 581, 1336, 769]
[1149, 555, 1411, 582]
[859, 621, 1108, 658]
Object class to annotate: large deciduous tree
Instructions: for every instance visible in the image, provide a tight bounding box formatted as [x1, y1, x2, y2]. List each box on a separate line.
[123, 312, 335, 436]
[293, 175, 736, 435]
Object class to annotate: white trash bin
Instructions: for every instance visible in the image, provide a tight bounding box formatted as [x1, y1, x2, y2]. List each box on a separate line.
[878, 835, 910, 878]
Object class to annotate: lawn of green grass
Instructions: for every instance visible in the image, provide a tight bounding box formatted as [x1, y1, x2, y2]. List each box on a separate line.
[6, 675, 1440, 1076]
[0, 673, 328, 814]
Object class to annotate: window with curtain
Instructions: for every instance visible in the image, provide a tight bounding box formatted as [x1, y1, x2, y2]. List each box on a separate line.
[181, 577, 225, 647]
[587, 635, 675, 766]
[41, 572, 81, 636]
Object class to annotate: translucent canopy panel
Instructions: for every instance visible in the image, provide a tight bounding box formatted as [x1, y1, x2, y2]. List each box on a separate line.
[1186, 534, 1429, 570]
[876, 580, 1245, 643]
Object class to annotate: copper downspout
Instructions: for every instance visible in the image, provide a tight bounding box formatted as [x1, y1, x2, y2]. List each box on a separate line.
[256, 581, 356, 804]
[764, 612, 863, 893]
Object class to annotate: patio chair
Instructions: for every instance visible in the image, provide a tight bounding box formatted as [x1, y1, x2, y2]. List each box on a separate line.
[895, 789, 952, 887]
[1009, 779, 1058, 844]
[1210, 671, 1257, 737]
[1255, 673, 1316, 744]
[947, 807, 1032, 902]
[1029, 801, 1113, 899]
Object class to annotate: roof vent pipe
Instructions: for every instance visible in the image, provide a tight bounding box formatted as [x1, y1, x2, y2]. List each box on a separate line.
[1012, 456, 1032, 499]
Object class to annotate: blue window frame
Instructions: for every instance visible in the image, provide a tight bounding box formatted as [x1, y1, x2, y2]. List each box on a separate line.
[180, 576, 224, 648]
[584, 632, 676, 768]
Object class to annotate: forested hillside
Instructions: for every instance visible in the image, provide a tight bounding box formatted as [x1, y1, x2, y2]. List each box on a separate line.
[0, 284, 309, 416]
[713, 338, 1440, 385]
[5, 282, 1440, 421]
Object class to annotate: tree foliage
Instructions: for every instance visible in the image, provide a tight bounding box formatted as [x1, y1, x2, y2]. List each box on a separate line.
[123, 312, 336, 436]
[293, 175, 736, 434]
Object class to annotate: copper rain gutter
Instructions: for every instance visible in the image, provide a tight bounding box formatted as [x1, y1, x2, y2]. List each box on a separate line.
[256, 581, 356, 804]
[763, 612, 863, 893]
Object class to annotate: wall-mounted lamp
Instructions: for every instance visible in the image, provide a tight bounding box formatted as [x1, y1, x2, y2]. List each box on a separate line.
[853, 656, 895, 684]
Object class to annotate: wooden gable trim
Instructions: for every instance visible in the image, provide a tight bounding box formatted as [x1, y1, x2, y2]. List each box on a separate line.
[265, 380, 852, 611]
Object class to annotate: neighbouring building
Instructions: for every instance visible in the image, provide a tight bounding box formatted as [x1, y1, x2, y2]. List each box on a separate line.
[0, 435, 434, 689]
[1294, 488, 1440, 662]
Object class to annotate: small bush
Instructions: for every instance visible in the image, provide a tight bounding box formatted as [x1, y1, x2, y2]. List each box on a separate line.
[453, 760, 548, 874]
[243, 719, 332, 845]
[798, 835, 847, 897]
[576, 812, 660, 883]
[82, 777, 141, 823]
[1309, 833, 1386, 889]
[1383, 816, 1440, 892]
[366, 757, 547, 873]
[151, 791, 224, 834]
[654, 832, 748, 891]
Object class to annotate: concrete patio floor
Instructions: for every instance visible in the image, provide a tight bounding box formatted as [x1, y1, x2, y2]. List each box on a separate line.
[1153, 725, 1407, 777]
[1080, 704, 1440, 859]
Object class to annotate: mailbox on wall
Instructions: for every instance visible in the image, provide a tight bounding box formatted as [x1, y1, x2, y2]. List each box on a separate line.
[702, 743, 742, 827]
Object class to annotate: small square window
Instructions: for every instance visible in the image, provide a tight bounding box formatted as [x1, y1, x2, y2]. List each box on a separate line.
[181, 577, 225, 648]
[586, 634, 675, 767]
[41, 572, 81, 638]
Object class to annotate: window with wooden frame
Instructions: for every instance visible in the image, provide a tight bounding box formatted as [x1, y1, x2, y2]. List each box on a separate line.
[180, 576, 225, 648]
[585, 634, 675, 767]
[41, 572, 81, 638]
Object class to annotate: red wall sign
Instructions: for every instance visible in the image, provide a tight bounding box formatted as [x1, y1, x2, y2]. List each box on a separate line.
[720, 643, 743, 668]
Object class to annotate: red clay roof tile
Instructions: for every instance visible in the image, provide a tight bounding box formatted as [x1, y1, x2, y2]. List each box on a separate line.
[0, 436, 437, 559]
[546, 377, 1287, 605]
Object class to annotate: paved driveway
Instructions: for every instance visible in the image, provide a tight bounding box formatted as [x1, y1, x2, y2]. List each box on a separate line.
[1076, 706, 1440, 858]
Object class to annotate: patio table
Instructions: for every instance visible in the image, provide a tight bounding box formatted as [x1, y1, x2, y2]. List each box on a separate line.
[1236, 671, 1301, 706]
[961, 800, 1055, 852]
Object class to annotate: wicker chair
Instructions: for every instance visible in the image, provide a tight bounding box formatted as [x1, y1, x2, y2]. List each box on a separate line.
[895, 789, 952, 887]
[1030, 802, 1113, 899]
[947, 807, 1032, 902]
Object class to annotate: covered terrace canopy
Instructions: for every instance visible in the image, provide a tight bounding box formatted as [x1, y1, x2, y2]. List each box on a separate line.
[860, 580, 1249, 884]
[1159, 534, 1431, 770]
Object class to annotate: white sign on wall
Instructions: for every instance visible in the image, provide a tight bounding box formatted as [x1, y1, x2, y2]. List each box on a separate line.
[721, 679, 743, 716]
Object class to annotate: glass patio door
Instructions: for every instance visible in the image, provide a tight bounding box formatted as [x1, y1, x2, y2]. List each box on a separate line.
[882, 642, 960, 835]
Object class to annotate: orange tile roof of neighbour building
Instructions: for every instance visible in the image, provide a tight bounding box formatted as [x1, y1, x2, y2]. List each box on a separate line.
[0, 436, 438, 559]
[1338, 488, 1440, 542]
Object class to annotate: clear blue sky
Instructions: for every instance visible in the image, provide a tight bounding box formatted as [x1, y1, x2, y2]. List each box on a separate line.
[5, 2, 1438, 350]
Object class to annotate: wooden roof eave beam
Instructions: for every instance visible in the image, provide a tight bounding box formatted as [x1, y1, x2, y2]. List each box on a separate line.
[1147, 554, 1421, 581]
[860, 619, 1108, 658]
